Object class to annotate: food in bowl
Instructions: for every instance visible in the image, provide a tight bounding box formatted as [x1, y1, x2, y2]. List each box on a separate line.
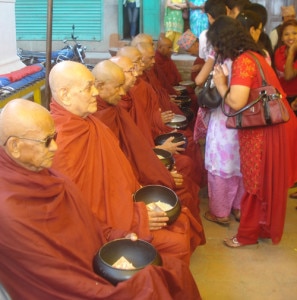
[112, 256, 136, 270]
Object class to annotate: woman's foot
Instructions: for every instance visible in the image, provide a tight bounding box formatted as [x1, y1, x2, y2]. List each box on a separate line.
[231, 209, 241, 222]
[204, 211, 230, 226]
[223, 237, 243, 248]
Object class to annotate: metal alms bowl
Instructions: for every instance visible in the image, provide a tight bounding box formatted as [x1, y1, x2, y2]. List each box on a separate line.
[133, 185, 181, 225]
[154, 132, 188, 149]
[93, 238, 162, 285]
[153, 148, 174, 171]
[166, 114, 188, 130]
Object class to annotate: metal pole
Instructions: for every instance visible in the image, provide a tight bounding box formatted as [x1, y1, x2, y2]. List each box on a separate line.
[44, 0, 53, 109]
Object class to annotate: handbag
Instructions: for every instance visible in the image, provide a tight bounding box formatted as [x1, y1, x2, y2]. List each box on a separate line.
[197, 73, 222, 109]
[222, 52, 290, 129]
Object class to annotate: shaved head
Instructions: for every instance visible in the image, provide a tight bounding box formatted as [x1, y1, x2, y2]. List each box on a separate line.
[136, 42, 155, 71]
[131, 33, 154, 47]
[0, 99, 57, 171]
[157, 36, 173, 57]
[110, 56, 133, 71]
[0, 99, 52, 146]
[92, 60, 125, 83]
[116, 46, 142, 62]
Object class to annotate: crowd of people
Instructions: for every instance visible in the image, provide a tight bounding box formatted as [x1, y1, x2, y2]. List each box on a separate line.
[0, 0, 297, 298]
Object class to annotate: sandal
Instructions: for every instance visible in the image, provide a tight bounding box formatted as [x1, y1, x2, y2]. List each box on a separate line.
[223, 237, 243, 248]
[204, 211, 230, 226]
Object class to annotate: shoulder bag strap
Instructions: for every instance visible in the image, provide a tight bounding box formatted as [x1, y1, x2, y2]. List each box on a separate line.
[221, 52, 266, 117]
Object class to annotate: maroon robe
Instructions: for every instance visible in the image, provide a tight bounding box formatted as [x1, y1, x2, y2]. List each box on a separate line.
[94, 96, 206, 247]
[132, 72, 205, 187]
[0, 147, 201, 300]
[50, 101, 197, 263]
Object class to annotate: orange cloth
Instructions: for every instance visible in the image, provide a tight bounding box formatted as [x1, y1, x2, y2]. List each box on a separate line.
[0, 147, 201, 300]
[50, 101, 197, 263]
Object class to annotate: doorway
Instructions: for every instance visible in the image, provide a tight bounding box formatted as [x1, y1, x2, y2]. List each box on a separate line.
[123, 2, 140, 39]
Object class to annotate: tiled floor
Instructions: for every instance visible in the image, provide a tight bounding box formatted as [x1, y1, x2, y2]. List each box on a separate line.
[190, 187, 297, 300]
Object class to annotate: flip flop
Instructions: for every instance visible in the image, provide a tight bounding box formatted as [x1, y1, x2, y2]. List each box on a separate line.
[204, 211, 230, 226]
[223, 237, 243, 248]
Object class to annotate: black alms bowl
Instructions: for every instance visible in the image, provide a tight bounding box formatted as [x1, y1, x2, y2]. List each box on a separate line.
[93, 238, 162, 285]
[133, 185, 181, 225]
[153, 148, 174, 171]
[166, 114, 188, 130]
[154, 132, 188, 149]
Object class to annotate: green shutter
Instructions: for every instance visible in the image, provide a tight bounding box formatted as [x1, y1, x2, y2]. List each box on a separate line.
[15, 0, 103, 41]
[142, 1, 160, 40]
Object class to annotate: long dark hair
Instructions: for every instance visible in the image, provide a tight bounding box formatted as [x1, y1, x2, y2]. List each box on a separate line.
[206, 15, 265, 61]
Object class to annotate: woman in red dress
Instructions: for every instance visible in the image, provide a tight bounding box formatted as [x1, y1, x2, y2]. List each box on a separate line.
[207, 16, 292, 247]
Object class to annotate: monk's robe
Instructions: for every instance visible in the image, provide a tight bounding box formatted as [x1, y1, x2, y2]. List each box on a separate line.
[127, 74, 204, 187]
[154, 50, 199, 113]
[119, 90, 204, 222]
[50, 101, 195, 263]
[94, 96, 206, 246]
[0, 147, 201, 300]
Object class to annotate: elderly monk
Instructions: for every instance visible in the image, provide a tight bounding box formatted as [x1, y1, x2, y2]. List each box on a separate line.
[116, 46, 203, 214]
[93, 58, 205, 246]
[131, 32, 154, 47]
[49, 61, 197, 264]
[154, 36, 199, 113]
[135, 42, 205, 187]
[0, 99, 201, 300]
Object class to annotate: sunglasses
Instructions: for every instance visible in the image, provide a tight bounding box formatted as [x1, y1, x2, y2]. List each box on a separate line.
[3, 132, 57, 148]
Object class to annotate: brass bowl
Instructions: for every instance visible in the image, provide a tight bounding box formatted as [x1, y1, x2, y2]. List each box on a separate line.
[153, 148, 174, 171]
[154, 132, 188, 149]
[166, 114, 188, 130]
[93, 238, 162, 285]
[133, 185, 181, 225]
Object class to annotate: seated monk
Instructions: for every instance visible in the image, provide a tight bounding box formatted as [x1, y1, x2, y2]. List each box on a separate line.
[134, 42, 205, 187]
[49, 61, 198, 264]
[116, 47, 198, 180]
[0, 98, 201, 300]
[92, 57, 205, 245]
[154, 36, 199, 113]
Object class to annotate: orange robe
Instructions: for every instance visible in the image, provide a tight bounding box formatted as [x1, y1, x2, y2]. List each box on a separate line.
[94, 96, 206, 247]
[0, 147, 201, 300]
[50, 101, 197, 263]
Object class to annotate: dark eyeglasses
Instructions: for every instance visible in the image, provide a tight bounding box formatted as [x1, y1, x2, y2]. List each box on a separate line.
[3, 132, 57, 148]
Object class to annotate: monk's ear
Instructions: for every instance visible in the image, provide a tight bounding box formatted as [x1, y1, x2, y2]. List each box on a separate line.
[59, 87, 71, 106]
[6, 137, 21, 159]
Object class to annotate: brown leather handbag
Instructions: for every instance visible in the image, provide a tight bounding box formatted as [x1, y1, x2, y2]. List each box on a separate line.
[222, 53, 290, 129]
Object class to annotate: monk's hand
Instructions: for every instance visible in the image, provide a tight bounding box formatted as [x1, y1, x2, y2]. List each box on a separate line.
[161, 110, 175, 124]
[170, 96, 182, 105]
[125, 233, 138, 241]
[170, 169, 183, 186]
[159, 136, 186, 154]
[147, 210, 169, 230]
[291, 97, 297, 111]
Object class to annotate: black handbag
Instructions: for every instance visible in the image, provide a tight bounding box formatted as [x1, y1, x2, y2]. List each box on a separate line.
[197, 56, 222, 109]
[222, 52, 290, 129]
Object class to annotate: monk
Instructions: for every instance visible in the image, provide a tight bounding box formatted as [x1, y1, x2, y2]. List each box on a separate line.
[93, 57, 205, 246]
[0, 98, 201, 300]
[116, 46, 203, 207]
[49, 61, 197, 264]
[135, 42, 205, 187]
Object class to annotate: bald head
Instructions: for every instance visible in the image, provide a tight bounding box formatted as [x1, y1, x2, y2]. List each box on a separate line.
[0, 99, 56, 172]
[110, 56, 137, 92]
[49, 61, 98, 118]
[49, 61, 94, 101]
[116, 46, 142, 62]
[157, 36, 173, 57]
[131, 33, 154, 47]
[0, 99, 52, 146]
[136, 42, 155, 71]
[92, 60, 126, 105]
[92, 60, 125, 84]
